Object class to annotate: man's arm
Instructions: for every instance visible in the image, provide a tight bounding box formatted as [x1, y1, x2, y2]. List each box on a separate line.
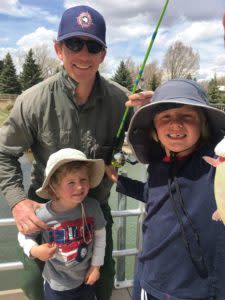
[0, 96, 47, 233]
[0, 150, 47, 233]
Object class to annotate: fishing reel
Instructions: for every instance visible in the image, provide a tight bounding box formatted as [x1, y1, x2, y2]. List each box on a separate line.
[111, 151, 137, 168]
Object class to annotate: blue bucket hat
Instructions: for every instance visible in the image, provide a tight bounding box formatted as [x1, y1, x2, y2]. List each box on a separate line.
[128, 79, 225, 163]
[57, 5, 106, 47]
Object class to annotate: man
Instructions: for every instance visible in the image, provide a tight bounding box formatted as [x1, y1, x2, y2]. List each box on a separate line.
[0, 5, 151, 300]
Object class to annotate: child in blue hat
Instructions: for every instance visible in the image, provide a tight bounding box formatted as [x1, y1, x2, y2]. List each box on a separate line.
[116, 79, 225, 300]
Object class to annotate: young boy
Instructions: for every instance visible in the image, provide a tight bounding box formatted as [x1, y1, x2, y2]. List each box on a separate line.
[116, 79, 225, 300]
[18, 148, 106, 300]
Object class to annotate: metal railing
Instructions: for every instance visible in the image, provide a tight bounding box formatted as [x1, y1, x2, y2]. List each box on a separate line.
[212, 103, 225, 112]
[0, 170, 146, 290]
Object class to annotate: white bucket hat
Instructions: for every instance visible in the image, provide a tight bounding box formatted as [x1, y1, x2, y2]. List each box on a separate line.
[36, 148, 105, 199]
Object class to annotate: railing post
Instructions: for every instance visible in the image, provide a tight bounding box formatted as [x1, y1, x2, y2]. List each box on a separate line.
[116, 170, 127, 281]
[134, 165, 147, 273]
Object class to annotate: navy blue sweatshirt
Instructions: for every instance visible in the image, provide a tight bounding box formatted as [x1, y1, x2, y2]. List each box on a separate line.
[117, 145, 225, 300]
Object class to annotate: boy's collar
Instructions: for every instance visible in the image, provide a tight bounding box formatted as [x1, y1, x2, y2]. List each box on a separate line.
[162, 148, 198, 162]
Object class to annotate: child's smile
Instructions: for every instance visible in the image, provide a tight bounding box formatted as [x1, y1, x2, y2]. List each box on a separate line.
[154, 105, 202, 157]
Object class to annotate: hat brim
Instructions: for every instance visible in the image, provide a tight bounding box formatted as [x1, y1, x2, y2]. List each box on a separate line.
[57, 32, 107, 48]
[36, 158, 105, 199]
[128, 99, 225, 164]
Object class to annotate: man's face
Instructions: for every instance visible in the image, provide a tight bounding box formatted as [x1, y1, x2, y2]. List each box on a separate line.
[55, 36, 106, 85]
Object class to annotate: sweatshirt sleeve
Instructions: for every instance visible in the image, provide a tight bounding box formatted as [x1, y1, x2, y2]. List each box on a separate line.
[18, 232, 39, 257]
[0, 95, 36, 208]
[116, 175, 146, 202]
[91, 227, 106, 266]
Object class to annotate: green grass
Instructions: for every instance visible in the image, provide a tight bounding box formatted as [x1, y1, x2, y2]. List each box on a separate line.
[0, 109, 9, 126]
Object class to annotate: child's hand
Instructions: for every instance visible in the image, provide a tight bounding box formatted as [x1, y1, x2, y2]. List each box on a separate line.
[105, 165, 118, 183]
[30, 243, 58, 261]
[125, 90, 153, 107]
[212, 210, 222, 222]
[84, 266, 100, 285]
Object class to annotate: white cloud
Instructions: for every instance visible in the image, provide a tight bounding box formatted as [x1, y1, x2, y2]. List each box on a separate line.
[16, 27, 57, 52]
[1, 0, 224, 80]
[0, 0, 59, 23]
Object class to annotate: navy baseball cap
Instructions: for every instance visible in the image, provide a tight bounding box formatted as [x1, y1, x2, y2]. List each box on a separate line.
[57, 5, 107, 47]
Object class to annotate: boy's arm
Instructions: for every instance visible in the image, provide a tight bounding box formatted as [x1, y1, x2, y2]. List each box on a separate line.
[85, 227, 106, 285]
[18, 232, 57, 261]
[91, 227, 106, 266]
[18, 231, 39, 257]
[116, 175, 146, 202]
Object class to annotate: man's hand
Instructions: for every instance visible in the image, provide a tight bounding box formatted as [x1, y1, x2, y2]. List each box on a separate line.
[125, 90, 153, 107]
[85, 266, 100, 285]
[12, 199, 48, 234]
[30, 243, 58, 261]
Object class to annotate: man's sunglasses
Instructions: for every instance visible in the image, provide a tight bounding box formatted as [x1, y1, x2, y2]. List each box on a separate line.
[64, 38, 104, 54]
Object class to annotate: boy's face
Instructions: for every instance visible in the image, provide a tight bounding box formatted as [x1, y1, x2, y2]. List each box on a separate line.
[54, 36, 106, 85]
[153, 105, 202, 157]
[53, 167, 90, 210]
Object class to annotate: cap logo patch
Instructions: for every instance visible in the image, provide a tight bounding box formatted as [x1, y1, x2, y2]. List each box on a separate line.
[77, 12, 93, 28]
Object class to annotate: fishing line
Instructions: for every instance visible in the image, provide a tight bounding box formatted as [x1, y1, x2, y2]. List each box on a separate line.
[111, 0, 170, 167]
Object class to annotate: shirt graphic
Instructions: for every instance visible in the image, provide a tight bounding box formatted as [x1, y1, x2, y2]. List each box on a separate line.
[47, 217, 94, 265]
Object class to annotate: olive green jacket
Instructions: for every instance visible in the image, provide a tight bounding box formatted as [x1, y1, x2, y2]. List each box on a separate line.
[0, 68, 131, 208]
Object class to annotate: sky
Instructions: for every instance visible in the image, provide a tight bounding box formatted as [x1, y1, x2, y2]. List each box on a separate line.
[0, 0, 224, 81]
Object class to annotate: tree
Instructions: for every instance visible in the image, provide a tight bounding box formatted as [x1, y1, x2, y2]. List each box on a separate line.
[0, 60, 3, 75]
[148, 73, 160, 91]
[0, 53, 21, 94]
[208, 75, 221, 103]
[143, 61, 162, 91]
[112, 60, 133, 90]
[163, 41, 200, 80]
[32, 45, 61, 79]
[124, 58, 138, 83]
[19, 49, 43, 91]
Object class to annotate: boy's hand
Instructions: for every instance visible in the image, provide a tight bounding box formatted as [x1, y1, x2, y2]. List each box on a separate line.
[84, 266, 100, 285]
[105, 165, 118, 183]
[125, 90, 153, 107]
[30, 243, 58, 261]
[212, 210, 222, 222]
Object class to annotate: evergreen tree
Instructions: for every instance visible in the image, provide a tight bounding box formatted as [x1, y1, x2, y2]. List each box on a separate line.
[112, 60, 133, 90]
[186, 73, 192, 80]
[0, 60, 3, 75]
[19, 49, 43, 91]
[0, 53, 21, 94]
[208, 75, 221, 103]
[148, 73, 160, 91]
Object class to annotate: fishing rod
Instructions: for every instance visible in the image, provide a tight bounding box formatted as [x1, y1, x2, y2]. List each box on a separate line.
[111, 0, 170, 168]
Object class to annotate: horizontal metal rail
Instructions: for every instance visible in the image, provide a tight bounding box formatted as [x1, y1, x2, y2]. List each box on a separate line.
[0, 262, 23, 271]
[111, 209, 142, 217]
[0, 218, 15, 226]
[0, 207, 143, 272]
[113, 248, 138, 257]
[0, 207, 144, 226]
